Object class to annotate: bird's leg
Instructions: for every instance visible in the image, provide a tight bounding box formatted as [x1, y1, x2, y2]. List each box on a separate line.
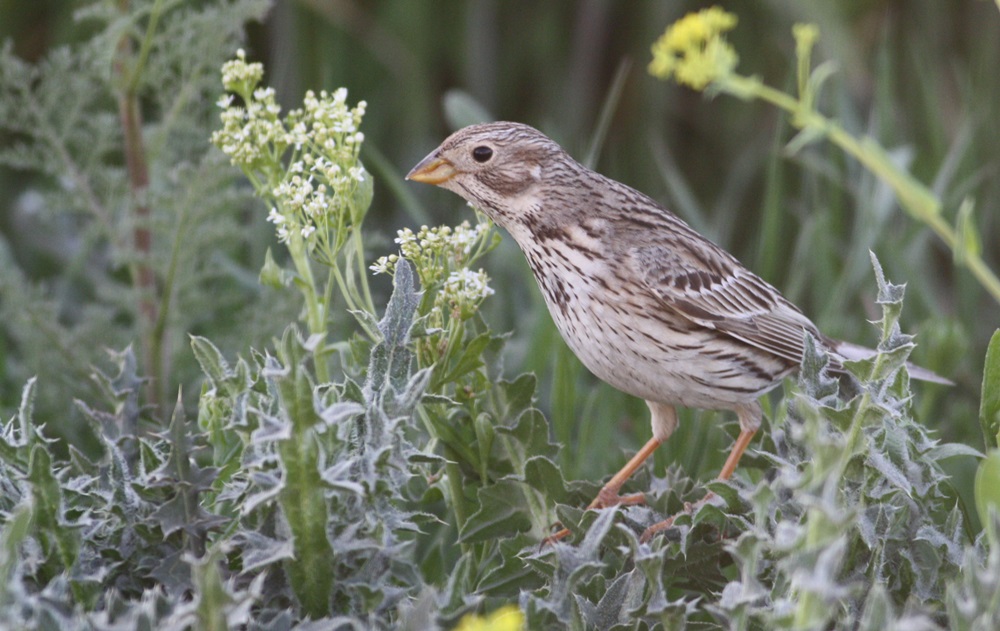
[640, 402, 761, 543]
[589, 435, 664, 508]
[543, 436, 662, 545]
[544, 403, 677, 544]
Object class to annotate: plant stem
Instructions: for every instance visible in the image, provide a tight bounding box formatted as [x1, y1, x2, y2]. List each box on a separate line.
[286, 235, 330, 383]
[351, 225, 376, 315]
[724, 74, 1000, 304]
[115, 0, 167, 416]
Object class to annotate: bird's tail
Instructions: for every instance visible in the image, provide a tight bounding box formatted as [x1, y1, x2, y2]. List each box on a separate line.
[830, 339, 953, 386]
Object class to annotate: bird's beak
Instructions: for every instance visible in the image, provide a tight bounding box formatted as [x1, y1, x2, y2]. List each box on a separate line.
[406, 152, 457, 185]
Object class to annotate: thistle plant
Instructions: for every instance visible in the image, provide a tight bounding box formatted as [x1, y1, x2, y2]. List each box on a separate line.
[649, 7, 1000, 304]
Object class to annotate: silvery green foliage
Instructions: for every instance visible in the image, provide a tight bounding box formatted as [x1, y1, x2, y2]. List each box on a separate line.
[195, 259, 436, 624]
[0, 260, 443, 628]
[0, 0, 276, 424]
[945, 529, 1000, 631]
[0, 251, 993, 629]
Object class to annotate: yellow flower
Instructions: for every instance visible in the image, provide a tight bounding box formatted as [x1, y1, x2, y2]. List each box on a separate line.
[649, 6, 739, 90]
[453, 605, 524, 631]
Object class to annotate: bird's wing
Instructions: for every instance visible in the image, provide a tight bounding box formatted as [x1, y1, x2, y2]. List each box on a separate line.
[629, 239, 822, 367]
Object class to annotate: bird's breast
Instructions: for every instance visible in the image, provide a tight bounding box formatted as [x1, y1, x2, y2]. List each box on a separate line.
[512, 222, 780, 408]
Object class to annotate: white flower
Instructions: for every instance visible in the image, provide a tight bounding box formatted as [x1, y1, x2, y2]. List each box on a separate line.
[369, 256, 392, 275]
[394, 228, 416, 245]
[443, 268, 495, 303]
[266, 208, 286, 224]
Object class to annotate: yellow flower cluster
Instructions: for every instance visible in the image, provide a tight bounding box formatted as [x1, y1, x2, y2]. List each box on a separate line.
[453, 605, 524, 631]
[648, 6, 739, 90]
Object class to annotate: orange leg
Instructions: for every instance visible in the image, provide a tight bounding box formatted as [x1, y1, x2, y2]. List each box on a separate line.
[543, 435, 663, 544]
[639, 425, 757, 542]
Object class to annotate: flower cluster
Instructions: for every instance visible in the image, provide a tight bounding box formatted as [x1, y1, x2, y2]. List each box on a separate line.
[453, 605, 524, 631]
[441, 268, 495, 320]
[371, 221, 491, 281]
[648, 6, 738, 89]
[371, 220, 497, 321]
[211, 50, 369, 250]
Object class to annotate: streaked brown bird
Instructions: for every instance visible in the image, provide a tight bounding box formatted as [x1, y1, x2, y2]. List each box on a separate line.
[406, 121, 948, 542]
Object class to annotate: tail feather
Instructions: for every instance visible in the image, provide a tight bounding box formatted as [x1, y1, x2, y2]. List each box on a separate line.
[829, 339, 953, 386]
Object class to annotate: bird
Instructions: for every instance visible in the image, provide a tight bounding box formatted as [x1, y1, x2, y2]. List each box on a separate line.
[405, 121, 948, 542]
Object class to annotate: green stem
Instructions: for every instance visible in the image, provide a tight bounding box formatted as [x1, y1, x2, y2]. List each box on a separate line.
[127, 0, 165, 95]
[287, 235, 330, 383]
[833, 329, 890, 482]
[723, 75, 1000, 304]
[351, 225, 376, 315]
[329, 260, 378, 342]
[443, 447, 471, 555]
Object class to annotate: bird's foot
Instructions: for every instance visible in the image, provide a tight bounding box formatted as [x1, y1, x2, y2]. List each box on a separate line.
[593, 488, 646, 509]
[541, 487, 648, 546]
[639, 493, 716, 543]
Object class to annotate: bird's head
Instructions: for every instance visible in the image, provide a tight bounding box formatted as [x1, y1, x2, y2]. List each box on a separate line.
[406, 122, 567, 224]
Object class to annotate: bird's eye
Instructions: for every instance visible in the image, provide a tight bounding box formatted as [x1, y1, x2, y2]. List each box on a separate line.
[472, 146, 493, 163]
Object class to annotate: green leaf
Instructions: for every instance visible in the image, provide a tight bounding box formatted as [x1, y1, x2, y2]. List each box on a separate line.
[352, 164, 374, 222]
[926, 442, 982, 461]
[981, 329, 1000, 450]
[592, 570, 643, 630]
[495, 408, 560, 464]
[0, 377, 35, 463]
[954, 197, 981, 266]
[494, 374, 537, 422]
[438, 332, 491, 385]
[458, 478, 533, 543]
[258, 246, 288, 288]
[857, 584, 894, 631]
[233, 531, 295, 573]
[365, 259, 419, 406]
[799, 333, 839, 404]
[191, 335, 234, 391]
[975, 450, 1000, 545]
[28, 443, 79, 573]
[348, 309, 383, 343]
[869, 251, 905, 328]
[476, 535, 543, 595]
[784, 125, 825, 156]
[0, 501, 32, 590]
[523, 455, 574, 505]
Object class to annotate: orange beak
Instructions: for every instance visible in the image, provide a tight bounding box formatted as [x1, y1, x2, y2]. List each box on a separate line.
[406, 152, 457, 185]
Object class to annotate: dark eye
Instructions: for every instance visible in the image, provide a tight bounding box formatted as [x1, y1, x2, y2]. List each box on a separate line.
[472, 146, 493, 163]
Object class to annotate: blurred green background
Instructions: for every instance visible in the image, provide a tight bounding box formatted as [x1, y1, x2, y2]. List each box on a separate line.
[1, 1, 997, 496]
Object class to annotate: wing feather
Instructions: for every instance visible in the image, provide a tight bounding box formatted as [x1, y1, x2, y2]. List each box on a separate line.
[630, 240, 823, 368]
